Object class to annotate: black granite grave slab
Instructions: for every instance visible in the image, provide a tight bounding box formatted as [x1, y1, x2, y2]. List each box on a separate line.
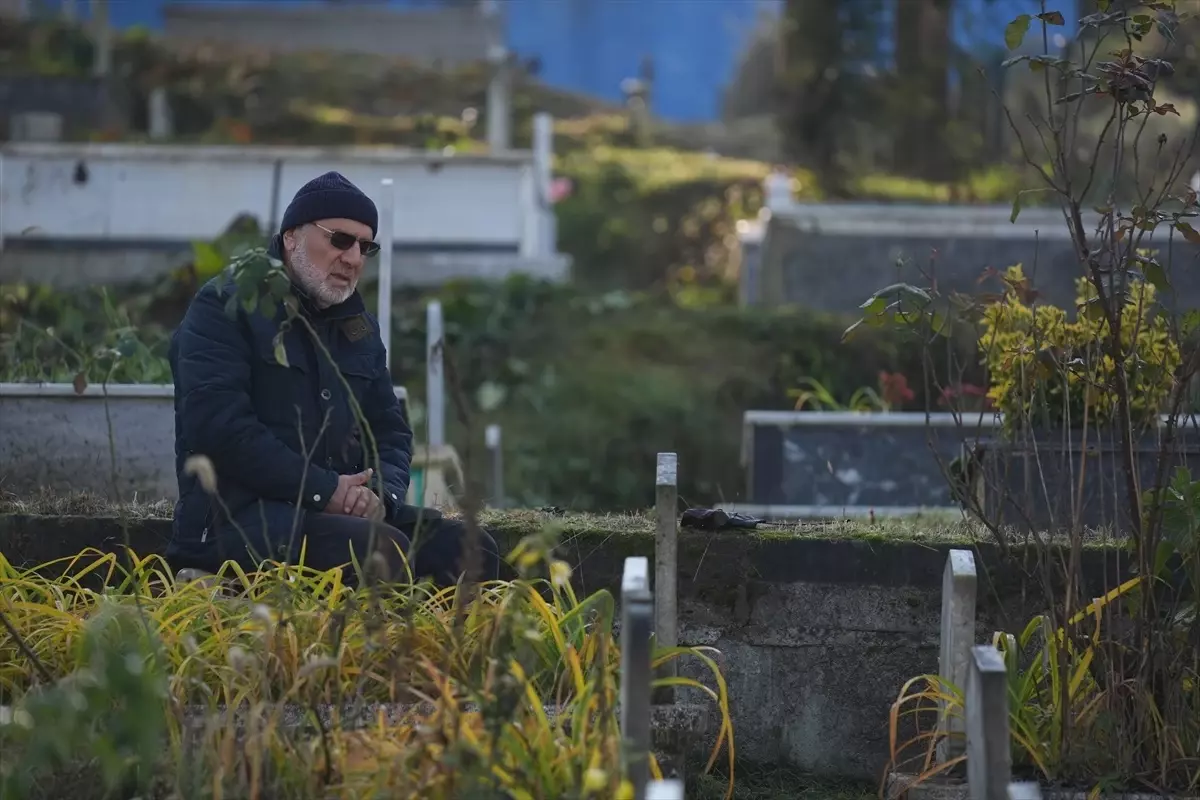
[745, 412, 997, 510]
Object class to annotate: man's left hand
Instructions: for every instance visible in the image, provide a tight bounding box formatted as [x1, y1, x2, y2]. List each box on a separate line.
[345, 485, 385, 522]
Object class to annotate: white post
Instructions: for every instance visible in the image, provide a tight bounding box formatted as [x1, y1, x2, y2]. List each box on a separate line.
[967, 645, 1011, 800]
[938, 549, 977, 763]
[426, 301, 445, 449]
[482, 0, 511, 153]
[0, 152, 5, 254]
[532, 112, 554, 257]
[485, 423, 503, 508]
[377, 178, 395, 372]
[620, 556, 654, 800]
[148, 87, 173, 140]
[654, 452, 678, 704]
[763, 168, 793, 213]
[645, 780, 684, 799]
[1007, 784, 1042, 800]
[518, 165, 539, 258]
[486, 44, 512, 153]
[91, 0, 112, 78]
[151, 94, 170, 133]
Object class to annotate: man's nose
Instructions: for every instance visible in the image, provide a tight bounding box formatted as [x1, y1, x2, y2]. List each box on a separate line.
[341, 246, 365, 269]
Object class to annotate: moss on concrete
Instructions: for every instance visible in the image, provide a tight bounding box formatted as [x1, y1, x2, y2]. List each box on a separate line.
[0, 490, 1131, 551]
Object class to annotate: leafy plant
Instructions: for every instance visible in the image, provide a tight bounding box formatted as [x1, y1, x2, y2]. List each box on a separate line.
[786, 374, 912, 412]
[978, 265, 1179, 436]
[0, 283, 170, 386]
[861, 5, 1200, 791]
[0, 530, 735, 798]
[885, 578, 1141, 794]
[0, 603, 168, 798]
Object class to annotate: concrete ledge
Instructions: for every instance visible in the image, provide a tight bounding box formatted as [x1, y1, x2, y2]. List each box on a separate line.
[0, 504, 1131, 780]
[0, 384, 407, 500]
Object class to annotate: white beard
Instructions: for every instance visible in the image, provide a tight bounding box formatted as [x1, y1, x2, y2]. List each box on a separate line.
[288, 234, 356, 309]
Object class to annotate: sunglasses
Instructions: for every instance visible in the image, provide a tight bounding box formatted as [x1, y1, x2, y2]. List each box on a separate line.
[313, 223, 381, 258]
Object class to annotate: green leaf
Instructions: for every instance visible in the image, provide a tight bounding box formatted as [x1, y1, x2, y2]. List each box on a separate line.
[1175, 221, 1200, 245]
[1154, 538, 1174, 579]
[1010, 188, 1052, 223]
[841, 319, 865, 342]
[1097, 0, 1110, 9]
[1010, 192, 1024, 223]
[1141, 258, 1170, 292]
[1006, 14, 1031, 50]
[1081, 296, 1107, 322]
[930, 309, 951, 337]
[1037, 10, 1065, 25]
[272, 332, 289, 368]
[191, 241, 226, 280]
[860, 294, 887, 315]
[1181, 309, 1200, 337]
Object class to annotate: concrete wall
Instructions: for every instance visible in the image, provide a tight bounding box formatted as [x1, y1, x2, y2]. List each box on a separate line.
[750, 201, 1200, 313]
[162, 3, 499, 66]
[0, 383, 407, 502]
[0, 511, 1123, 781]
[0, 142, 567, 286]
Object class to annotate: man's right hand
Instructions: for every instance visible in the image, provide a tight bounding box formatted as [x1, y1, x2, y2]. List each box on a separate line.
[325, 469, 372, 515]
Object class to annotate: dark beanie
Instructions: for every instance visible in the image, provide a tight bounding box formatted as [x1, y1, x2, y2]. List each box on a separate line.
[273, 171, 378, 253]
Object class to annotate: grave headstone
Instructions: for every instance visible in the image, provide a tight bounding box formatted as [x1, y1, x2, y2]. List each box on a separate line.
[654, 452, 678, 704]
[967, 645, 1010, 800]
[9, 112, 63, 142]
[148, 87, 173, 140]
[744, 412, 997, 513]
[620, 556, 654, 800]
[938, 549, 977, 763]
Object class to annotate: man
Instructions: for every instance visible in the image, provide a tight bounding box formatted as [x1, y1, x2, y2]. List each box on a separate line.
[166, 171, 500, 587]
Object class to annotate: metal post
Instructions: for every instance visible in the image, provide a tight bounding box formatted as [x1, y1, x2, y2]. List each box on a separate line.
[620, 556, 654, 800]
[377, 178, 395, 372]
[486, 423, 503, 508]
[426, 301, 445, 449]
[653, 452, 678, 704]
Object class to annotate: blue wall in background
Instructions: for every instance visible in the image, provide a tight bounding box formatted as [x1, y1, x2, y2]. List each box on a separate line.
[52, 0, 1072, 123]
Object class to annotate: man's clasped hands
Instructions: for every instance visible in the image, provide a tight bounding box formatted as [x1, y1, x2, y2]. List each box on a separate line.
[326, 468, 386, 521]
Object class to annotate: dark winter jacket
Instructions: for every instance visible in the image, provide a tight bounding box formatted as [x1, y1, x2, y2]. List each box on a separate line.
[166, 276, 412, 570]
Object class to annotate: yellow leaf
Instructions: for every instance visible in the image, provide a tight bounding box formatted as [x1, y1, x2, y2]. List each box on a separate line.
[583, 768, 608, 792]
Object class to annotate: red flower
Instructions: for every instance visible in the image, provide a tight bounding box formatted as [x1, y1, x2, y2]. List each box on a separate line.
[879, 371, 915, 408]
